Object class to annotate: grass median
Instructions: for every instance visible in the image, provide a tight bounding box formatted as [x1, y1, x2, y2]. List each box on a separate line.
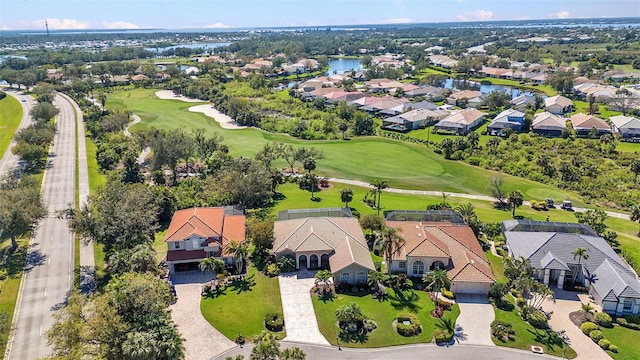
[0, 95, 22, 160]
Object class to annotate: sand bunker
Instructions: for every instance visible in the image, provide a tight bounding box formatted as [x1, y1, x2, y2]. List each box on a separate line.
[188, 105, 246, 130]
[155, 90, 204, 103]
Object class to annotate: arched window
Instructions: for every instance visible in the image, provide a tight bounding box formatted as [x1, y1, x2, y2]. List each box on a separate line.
[357, 272, 367, 284]
[412, 261, 425, 275]
[341, 272, 351, 284]
[430, 261, 445, 271]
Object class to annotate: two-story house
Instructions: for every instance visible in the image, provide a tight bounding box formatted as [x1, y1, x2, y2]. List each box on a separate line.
[165, 207, 245, 274]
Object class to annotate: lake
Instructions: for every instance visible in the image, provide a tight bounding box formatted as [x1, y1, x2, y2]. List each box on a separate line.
[444, 78, 537, 98]
[327, 58, 363, 75]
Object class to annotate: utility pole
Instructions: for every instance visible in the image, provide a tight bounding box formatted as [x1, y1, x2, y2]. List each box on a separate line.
[45, 19, 50, 36]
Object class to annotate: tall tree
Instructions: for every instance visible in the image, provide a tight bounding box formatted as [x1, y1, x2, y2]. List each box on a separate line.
[507, 191, 524, 217]
[630, 204, 640, 237]
[29, 102, 59, 122]
[423, 268, 450, 301]
[375, 226, 404, 273]
[571, 247, 590, 283]
[0, 177, 47, 249]
[370, 179, 389, 216]
[340, 188, 353, 208]
[250, 331, 280, 360]
[227, 240, 249, 274]
[489, 175, 505, 205]
[454, 203, 477, 224]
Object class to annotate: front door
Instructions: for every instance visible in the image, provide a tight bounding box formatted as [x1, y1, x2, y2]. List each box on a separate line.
[298, 255, 307, 270]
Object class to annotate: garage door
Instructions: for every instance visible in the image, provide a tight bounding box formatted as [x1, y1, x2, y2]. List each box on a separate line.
[452, 281, 491, 295]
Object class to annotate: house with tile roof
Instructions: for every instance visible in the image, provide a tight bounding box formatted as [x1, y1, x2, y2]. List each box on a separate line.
[503, 220, 640, 315]
[545, 95, 573, 115]
[532, 111, 568, 137]
[272, 216, 374, 285]
[434, 108, 486, 135]
[570, 113, 612, 137]
[165, 207, 246, 273]
[385, 219, 495, 295]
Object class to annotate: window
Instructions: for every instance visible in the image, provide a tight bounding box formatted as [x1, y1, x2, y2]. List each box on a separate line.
[174, 242, 181, 249]
[357, 272, 366, 283]
[399, 261, 407, 269]
[341, 272, 351, 284]
[624, 299, 633, 311]
[192, 239, 200, 249]
[430, 261, 445, 270]
[412, 261, 424, 276]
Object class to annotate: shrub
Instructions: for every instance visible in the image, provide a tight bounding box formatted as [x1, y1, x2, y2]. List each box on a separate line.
[598, 338, 611, 350]
[609, 345, 618, 353]
[589, 330, 604, 343]
[491, 320, 516, 342]
[509, 288, 521, 297]
[595, 312, 613, 328]
[440, 288, 455, 300]
[624, 314, 640, 324]
[516, 296, 526, 309]
[581, 322, 598, 335]
[0, 91, 6, 100]
[527, 309, 548, 329]
[433, 329, 453, 344]
[264, 313, 284, 332]
[265, 263, 280, 277]
[396, 313, 421, 337]
[0, 269, 7, 281]
[616, 317, 628, 326]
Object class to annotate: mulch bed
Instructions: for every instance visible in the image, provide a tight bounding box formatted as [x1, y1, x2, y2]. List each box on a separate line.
[569, 311, 594, 327]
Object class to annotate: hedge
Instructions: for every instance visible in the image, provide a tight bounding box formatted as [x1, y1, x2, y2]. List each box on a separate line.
[396, 313, 422, 337]
[581, 321, 598, 335]
[589, 330, 604, 343]
[598, 338, 611, 350]
[595, 312, 612, 328]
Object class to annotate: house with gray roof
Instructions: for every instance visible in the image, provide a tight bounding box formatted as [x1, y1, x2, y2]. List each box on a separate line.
[503, 220, 640, 315]
[487, 109, 525, 135]
[610, 115, 640, 140]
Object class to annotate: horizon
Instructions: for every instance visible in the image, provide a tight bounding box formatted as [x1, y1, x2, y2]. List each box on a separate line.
[1, 0, 639, 31]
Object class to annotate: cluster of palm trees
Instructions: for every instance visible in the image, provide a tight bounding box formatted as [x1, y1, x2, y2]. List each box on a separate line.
[199, 240, 250, 281]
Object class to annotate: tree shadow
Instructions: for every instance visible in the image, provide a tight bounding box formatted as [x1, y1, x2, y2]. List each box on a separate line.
[317, 290, 335, 303]
[229, 274, 256, 294]
[0, 243, 28, 277]
[527, 328, 567, 352]
[203, 286, 228, 299]
[24, 247, 48, 273]
[389, 289, 421, 311]
[338, 330, 369, 344]
[496, 299, 515, 311]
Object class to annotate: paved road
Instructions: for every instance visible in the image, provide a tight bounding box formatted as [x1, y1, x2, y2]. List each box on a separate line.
[329, 178, 631, 220]
[214, 341, 561, 360]
[59, 93, 95, 293]
[0, 90, 35, 176]
[6, 93, 77, 360]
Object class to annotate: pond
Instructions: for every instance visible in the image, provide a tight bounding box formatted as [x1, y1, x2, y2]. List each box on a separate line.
[444, 78, 538, 98]
[327, 58, 363, 75]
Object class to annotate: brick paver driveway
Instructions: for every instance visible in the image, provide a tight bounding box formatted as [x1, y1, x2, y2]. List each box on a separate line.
[170, 271, 236, 360]
[279, 271, 331, 345]
[454, 294, 495, 346]
[541, 289, 610, 360]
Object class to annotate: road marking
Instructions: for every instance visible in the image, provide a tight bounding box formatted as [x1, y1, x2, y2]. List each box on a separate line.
[44, 288, 47, 298]
[39, 325, 42, 337]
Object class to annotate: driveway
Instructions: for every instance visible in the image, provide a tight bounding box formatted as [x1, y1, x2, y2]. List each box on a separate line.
[170, 271, 236, 360]
[454, 294, 495, 346]
[278, 272, 331, 345]
[541, 289, 610, 360]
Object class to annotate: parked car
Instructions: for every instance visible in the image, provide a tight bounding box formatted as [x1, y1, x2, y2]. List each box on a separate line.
[21, 98, 26, 103]
[545, 198, 555, 208]
[560, 200, 573, 210]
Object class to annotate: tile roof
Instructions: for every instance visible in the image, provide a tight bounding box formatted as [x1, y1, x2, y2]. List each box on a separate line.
[329, 236, 375, 272]
[540, 252, 570, 271]
[386, 221, 494, 284]
[165, 207, 224, 242]
[532, 112, 567, 130]
[570, 113, 610, 130]
[545, 95, 573, 108]
[273, 217, 368, 253]
[591, 259, 640, 302]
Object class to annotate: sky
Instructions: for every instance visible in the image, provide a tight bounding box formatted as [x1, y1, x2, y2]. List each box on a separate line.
[1, 0, 639, 30]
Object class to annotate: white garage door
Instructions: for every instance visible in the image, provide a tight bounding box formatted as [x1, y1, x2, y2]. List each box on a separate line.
[452, 281, 491, 295]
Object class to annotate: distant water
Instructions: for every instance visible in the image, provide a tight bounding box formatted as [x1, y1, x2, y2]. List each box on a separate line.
[144, 42, 231, 52]
[444, 78, 536, 98]
[326, 59, 363, 75]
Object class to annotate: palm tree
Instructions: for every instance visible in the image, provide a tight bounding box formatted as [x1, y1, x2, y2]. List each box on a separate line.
[507, 191, 524, 217]
[314, 269, 333, 292]
[630, 204, 640, 236]
[423, 268, 450, 301]
[199, 257, 225, 283]
[227, 240, 249, 275]
[335, 302, 365, 329]
[340, 188, 354, 208]
[280, 347, 307, 360]
[454, 202, 477, 224]
[250, 331, 280, 360]
[367, 270, 389, 292]
[571, 247, 590, 283]
[375, 226, 404, 273]
[370, 179, 389, 216]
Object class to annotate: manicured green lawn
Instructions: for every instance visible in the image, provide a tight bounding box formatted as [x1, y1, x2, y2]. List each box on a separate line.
[471, 77, 557, 96]
[200, 266, 284, 340]
[0, 95, 22, 160]
[485, 250, 506, 283]
[85, 137, 106, 194]
[573, 100, 622, 120]
[106, 88, 581, 203]
[312, 289, 459, 348]
[0, 238, 28, 355]
[493, 296, 577, 358]
[600, 325, 640, 360]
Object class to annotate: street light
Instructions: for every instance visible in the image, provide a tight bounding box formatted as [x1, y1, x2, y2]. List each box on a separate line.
[336, 335, 341, 351]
